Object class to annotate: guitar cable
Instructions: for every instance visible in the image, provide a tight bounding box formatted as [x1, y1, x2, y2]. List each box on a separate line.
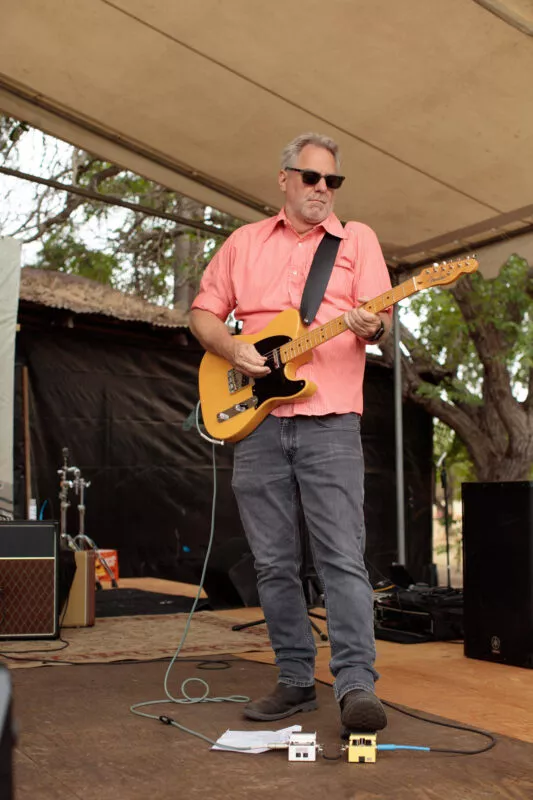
[129, 403, 257, 752]
[194, 401, 225, 447]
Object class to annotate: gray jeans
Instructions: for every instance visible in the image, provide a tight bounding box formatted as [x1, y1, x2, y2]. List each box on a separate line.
[232, 413, 378, 702]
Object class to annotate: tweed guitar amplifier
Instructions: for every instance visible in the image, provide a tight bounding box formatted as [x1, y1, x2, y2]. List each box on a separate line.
[0, 521, 59, 640]
[62, 550, 96, 628]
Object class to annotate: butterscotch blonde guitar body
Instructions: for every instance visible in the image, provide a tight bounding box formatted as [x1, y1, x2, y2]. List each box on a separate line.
[199, 308, 317, 442]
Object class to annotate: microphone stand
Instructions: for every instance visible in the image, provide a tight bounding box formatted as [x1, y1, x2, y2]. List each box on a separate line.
[72, 469, 118, 589]
[57, 447, 78, 552]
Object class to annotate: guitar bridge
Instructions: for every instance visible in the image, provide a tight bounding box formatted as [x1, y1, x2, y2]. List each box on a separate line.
[217, 395, 258, 422]
[228, 368, 250, 394]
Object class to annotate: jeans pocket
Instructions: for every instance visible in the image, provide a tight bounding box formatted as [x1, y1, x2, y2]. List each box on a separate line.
[314, 413, 361, 432]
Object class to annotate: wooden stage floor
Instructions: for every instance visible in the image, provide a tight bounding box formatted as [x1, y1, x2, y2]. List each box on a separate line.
[12, 658, 533, 800]
[6, 578, 533, 800]
[118, 578, 533, 744]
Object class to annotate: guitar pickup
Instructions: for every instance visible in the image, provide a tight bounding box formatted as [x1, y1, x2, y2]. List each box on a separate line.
[227, 369, 250, 394]
[217, 395, 258, 422]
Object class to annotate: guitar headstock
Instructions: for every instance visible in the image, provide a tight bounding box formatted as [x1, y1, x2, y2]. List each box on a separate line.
[415, 256, 479, 289]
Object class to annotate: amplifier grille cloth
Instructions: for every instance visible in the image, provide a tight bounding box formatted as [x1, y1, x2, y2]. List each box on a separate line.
[0, 559, 56, 636]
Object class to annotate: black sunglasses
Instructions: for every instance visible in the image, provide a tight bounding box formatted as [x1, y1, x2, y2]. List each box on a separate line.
[285, 167, 345, 190]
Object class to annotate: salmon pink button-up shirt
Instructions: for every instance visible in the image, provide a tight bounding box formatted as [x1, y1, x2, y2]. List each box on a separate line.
[192, 209, 392, 417]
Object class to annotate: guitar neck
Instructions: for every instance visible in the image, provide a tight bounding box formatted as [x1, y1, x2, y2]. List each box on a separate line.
[280, 276, 419, 363]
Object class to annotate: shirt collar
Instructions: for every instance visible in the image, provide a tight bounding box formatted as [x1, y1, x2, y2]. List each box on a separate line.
[320, 212, 347, 239]
[262, 208, 347, 243]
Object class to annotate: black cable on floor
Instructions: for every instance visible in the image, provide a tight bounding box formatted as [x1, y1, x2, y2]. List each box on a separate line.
[314, 674, 498, 756]
[380, 698, 497, 755]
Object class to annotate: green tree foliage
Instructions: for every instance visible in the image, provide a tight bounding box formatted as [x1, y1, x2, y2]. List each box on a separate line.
[433, 418, 476, 501]
[409, 255, 532, 401]
[36, 230, 120, 285]
[387, 255, 533, 481]
[0, 115, 241, 306]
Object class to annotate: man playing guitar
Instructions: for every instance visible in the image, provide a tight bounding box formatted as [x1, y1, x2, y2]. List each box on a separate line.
[190, 132, 392, 732]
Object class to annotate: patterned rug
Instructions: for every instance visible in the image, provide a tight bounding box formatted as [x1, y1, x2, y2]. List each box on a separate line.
[0, 611, 328, 670]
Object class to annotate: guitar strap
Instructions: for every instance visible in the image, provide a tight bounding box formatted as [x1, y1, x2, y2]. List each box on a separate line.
[299, 230, 342, 326]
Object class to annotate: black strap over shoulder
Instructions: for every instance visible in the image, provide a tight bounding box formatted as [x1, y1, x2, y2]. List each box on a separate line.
[299, 231, 342, 326]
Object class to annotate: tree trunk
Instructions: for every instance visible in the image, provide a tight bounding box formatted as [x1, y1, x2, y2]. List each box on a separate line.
[476, 456, 533, 482]
[380, 323, 533, 482]
[172, 200, 205, 311]
[172, 232, 190, 312]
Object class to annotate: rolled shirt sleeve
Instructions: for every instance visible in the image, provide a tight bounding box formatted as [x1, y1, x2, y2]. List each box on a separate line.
[191, 234, 238, 320]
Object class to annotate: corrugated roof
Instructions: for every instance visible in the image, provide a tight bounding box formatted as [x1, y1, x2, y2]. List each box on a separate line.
[18, 268, 189, 329]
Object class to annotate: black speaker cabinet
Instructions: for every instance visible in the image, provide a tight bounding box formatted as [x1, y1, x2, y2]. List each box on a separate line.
[462, 481, 533, 668]
[0, 521, 59, 640]
[202, 537, 259, 610]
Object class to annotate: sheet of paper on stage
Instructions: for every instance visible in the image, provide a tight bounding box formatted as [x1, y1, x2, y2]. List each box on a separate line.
[212, 724, 302, 754]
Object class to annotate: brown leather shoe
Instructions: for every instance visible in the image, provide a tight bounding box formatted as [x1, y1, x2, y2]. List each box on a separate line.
[340, 690, 387, 732]
[243, 684, 318, 721]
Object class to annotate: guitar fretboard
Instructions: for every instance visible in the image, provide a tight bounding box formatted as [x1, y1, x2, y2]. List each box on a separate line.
[279, 276, 418, 363]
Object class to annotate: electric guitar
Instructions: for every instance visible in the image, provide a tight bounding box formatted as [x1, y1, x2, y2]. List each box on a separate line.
[198, 256, 479, 443]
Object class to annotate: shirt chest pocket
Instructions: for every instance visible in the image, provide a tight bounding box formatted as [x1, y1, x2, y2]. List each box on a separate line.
[325, 257, 354, 304]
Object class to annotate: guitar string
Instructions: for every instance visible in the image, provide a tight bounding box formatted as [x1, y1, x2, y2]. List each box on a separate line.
[261, 317, 344, 370]
[259, 276, 415, 367]
[253, 259, 474, 371]
[260, 294, 392, 369]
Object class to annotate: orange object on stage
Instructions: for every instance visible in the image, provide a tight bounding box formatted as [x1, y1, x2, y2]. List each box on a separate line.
[95, 549, 119, 583]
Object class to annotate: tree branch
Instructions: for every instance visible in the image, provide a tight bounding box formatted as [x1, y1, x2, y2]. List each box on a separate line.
[400, 352, 501, 473]
[22, 193, 85, 243]
[88, 164, 121, 191]
[451, 275, 528, 442]
[396, 321, 454, 384]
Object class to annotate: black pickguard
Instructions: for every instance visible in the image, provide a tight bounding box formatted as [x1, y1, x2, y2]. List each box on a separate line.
[252, 334, 305, 406]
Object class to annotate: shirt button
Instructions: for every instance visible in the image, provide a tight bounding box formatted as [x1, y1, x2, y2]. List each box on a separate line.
[292, 270, 298, 275]
[297, 243, 303, 247]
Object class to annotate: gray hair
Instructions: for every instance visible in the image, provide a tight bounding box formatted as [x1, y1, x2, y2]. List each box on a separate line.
[281, 132, 341, 171]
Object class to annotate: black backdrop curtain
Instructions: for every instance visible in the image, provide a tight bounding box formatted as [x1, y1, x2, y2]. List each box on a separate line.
[14, 315, 432, 584]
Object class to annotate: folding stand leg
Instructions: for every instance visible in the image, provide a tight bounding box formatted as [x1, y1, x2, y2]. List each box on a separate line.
[308, 616, 328, 642]
[232, 611, 328, 641]
[94, 551, 118, 589]
[308, 610, 327, 622]
[231, 618, 267, 632]
[74, 534, 118, 589]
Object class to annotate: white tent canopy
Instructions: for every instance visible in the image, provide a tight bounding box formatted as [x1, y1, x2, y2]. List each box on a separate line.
[1, 0, 532, 275]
